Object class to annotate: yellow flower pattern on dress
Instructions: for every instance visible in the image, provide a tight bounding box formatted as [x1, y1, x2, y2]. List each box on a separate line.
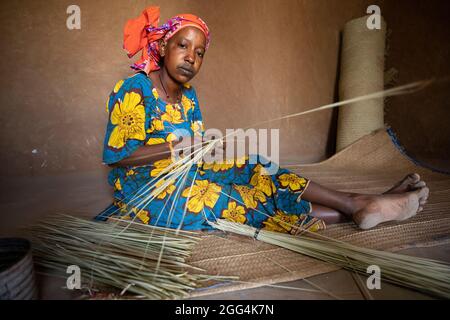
[191, 121, 203, 135]
[294, 217, 326, 233]
[161, 104, 184, 124]
[263, 210, 299, 233]
[112, 200, 150, 224]
[152, 87, 159, 100]
[277, 173, 308, 192]
[134, 208, 150, 224]
[113, 80, 124, 93]
[147, 118, 164, 134]
[250, 164, 277, 197]
[201, 156, 248, 172]
[263, 211, 325, 234]
[108, 92, 146, 149]
[202, 160, 235, 172]
[235, 156, 248, 168]
[114, 200, 128, 214]
[181, 95, 194, 118]
[153, 179, 176, 200]
[222, 201, 246, 224]
[181, 180, 222, 213]
[146, 137, 166, 145]
[234, 185, 267, 209]
[166, 133, 178, 143]
[114, 178, 122, 191]
[150, 158, 173, 177]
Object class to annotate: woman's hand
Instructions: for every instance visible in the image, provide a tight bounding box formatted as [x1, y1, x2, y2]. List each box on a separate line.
[172, 135, 205, 160]
[172, 135, 229, 163]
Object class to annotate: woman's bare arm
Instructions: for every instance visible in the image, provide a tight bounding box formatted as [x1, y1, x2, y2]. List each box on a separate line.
[108, 143, 173, 168]
[108, 136, 203, 168]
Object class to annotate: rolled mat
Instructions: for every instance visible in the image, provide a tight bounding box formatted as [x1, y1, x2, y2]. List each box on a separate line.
[336, 15, 387, 151]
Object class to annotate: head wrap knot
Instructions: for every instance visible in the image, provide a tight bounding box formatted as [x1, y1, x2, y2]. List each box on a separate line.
[123, 6, 210, 73]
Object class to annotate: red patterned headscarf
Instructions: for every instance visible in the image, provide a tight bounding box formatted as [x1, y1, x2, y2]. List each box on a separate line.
[123, 6, 210, 73]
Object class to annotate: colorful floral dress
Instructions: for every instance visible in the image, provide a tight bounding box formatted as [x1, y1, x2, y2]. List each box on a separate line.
[96, 72, 325, 234]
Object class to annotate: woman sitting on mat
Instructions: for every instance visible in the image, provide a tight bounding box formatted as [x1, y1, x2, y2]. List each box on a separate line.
[96, 6, 429, 233]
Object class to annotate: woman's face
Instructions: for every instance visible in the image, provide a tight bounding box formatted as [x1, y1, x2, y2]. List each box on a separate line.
[161, 26, 206, 84]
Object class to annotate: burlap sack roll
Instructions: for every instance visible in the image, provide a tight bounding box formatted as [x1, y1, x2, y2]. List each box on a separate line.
[336, 15, 387, 152]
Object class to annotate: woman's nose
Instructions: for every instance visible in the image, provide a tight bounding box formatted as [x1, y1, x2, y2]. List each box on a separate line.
[185, 51, 195, 64]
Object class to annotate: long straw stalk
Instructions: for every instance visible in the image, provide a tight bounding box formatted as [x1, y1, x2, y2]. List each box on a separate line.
[209, 219, 450, 299]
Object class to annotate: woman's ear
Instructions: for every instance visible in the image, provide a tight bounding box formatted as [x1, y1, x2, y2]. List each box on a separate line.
[159, 40, 167, 57]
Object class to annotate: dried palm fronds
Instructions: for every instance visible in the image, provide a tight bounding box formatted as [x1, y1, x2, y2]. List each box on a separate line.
[209, 219, 450, 299]
[28, 214, 234, 299]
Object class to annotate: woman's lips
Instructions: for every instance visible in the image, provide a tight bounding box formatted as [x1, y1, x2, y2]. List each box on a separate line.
[178, 67, 194, 76]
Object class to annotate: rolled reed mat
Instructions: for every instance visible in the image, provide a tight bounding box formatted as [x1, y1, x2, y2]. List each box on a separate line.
[336, 15, 387, 152]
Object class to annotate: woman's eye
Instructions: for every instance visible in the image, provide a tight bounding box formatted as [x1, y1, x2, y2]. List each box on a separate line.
[197, 52, 204, 58]
[179, 43, 187, 48]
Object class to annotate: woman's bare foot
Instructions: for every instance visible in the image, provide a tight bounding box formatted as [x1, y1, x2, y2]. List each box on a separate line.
[384, 173, 426, 194]
[352, 187, 430, 230]
[383, 173, 428, 211]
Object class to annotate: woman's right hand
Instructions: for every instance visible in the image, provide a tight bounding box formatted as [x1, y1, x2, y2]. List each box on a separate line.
[172, 135, 205, 160]
[172, 135, 229, 163]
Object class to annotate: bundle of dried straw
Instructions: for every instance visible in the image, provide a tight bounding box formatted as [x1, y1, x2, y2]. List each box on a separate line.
[29, 215, 233, 299]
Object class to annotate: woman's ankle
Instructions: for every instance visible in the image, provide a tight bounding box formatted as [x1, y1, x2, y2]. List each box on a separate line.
[344, 193, 371, 217]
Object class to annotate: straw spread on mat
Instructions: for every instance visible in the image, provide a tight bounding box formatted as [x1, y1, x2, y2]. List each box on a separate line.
[29, 214, 239, 299]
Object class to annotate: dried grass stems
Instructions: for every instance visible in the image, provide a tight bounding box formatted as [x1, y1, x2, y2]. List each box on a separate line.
[29, 215, 234, 299]
[209, 220, 450, 299]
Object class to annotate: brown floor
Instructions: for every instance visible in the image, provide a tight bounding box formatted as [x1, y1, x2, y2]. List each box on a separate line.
[1, 170, 449, 300]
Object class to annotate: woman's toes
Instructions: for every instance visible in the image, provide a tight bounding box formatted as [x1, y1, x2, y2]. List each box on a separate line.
[385, 173, 423, 194]
[406, 174, 426, 192]
[408, 173, 421, 184]
[416, 186, 430, 204]
[414, 181, 426, 189]
[402, 173, 418, 185]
